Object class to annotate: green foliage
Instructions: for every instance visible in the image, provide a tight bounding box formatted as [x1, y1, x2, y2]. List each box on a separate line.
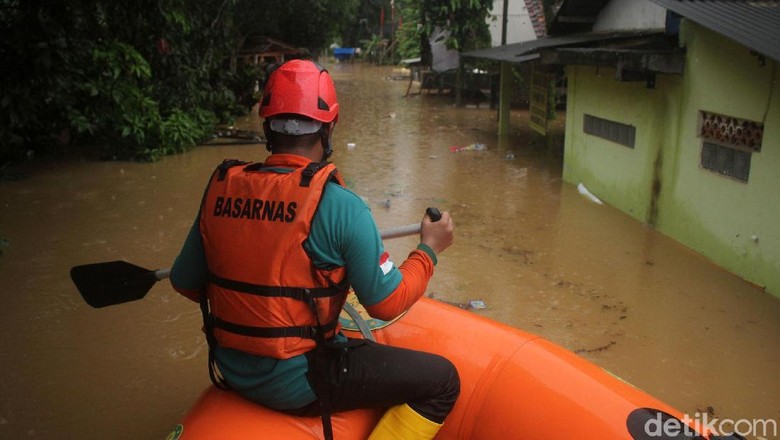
[390, 0, 494, 65]
[396, 2, 423, 60]
[361, 34, 388, 63]
[1, 0, 365, 162]
[419, 0, 494, 52]
[0, 0, 226, 160]
[69, 40, 161, 155]
[4, 0, 506, 160]
[339, 0, 383, 47]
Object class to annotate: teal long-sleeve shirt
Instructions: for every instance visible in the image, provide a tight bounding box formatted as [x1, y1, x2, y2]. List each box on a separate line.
[170, 155, 437, 410]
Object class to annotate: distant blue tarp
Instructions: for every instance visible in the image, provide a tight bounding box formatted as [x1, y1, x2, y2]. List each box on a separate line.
[333, 47, 356, 61]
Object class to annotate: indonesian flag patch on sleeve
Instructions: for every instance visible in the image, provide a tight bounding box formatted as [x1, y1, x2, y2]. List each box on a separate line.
[379, 251, 394, 275]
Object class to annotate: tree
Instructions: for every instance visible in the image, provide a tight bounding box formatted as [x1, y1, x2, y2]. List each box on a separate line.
[394, 0, 494, 104]
[0, 0, 364, 163]
[419, 0, 494, 53]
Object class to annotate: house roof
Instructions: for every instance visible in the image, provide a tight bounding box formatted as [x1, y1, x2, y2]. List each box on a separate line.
[648, 0, 780, 63]
[547, 0, 610, 34]
[462, 30, 661, 63]
[237, 36, 306, 58]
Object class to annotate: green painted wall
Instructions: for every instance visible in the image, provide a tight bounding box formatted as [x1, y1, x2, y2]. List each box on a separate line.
[657, 22, 780, 296]
[562, 21, 780, 297]
[562, 65, 683, 223]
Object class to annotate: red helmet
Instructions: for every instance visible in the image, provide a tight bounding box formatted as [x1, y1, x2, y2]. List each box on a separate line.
[259, 60, 339, 124]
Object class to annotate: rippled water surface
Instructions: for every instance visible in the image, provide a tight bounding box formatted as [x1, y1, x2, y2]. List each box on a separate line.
[1, 63, 778, 439]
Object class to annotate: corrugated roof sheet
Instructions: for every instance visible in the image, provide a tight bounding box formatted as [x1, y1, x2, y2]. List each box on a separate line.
[462, 30, 660, 63]
[649, 0, 780, 62]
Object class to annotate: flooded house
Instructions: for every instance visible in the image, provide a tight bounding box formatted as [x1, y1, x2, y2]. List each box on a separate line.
[467, 0, 780, 298]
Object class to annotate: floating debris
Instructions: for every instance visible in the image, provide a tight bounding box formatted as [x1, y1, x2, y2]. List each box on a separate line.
[208, 128, 265, 145]
[449, 143, 487, 153]
[574, 341, 616, 354]
[347, 142, 356, 149]
[577, 183, 603, 205]
[469, 300, 487, 310]
[427, 293, 486, 311]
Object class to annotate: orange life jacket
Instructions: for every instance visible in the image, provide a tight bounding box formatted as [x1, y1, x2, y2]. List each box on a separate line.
[199, 159, 348, 359]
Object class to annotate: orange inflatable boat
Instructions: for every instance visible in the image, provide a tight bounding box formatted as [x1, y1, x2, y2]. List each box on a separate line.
[68, 228, 739, 439]
[169, 297, 739, 440]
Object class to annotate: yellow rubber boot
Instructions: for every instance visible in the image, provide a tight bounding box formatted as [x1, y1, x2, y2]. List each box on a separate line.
[367, 404, 443, 440]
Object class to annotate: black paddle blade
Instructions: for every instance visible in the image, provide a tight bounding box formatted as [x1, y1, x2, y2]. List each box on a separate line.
[70, 261, 158, 308]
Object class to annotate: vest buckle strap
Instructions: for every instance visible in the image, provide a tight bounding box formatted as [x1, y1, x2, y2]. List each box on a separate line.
[216, 159, 249, 181]
[207, 271, 342, 300]
[300, 161, 331, 187]
[212, 316, 339, 340]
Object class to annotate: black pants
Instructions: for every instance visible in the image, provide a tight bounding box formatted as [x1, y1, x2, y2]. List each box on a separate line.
[288, 339, 460, 424]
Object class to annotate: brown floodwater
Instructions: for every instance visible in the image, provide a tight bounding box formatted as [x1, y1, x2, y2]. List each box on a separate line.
[1, 63, 778, 440]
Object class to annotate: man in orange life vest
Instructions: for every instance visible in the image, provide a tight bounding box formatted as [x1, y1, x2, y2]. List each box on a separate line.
[170, 59, 459, 439]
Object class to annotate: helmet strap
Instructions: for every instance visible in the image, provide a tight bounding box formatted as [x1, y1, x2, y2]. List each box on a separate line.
[320, 125, 333, 160]
[263, 121, 274, 152]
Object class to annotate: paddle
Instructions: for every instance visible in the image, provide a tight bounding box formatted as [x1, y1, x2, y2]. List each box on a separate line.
[71, 207, 442, 308]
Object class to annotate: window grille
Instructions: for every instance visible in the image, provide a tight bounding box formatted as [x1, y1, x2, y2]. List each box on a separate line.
[701, 141, 751, 182]
[583, 114, 636, 148]
[700, 111, 763, 152]
[698, 111, 763, 183]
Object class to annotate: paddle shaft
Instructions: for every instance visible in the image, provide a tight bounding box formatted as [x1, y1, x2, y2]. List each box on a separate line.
[149, 222, 425, 282]
[71, 208, 442, 308]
